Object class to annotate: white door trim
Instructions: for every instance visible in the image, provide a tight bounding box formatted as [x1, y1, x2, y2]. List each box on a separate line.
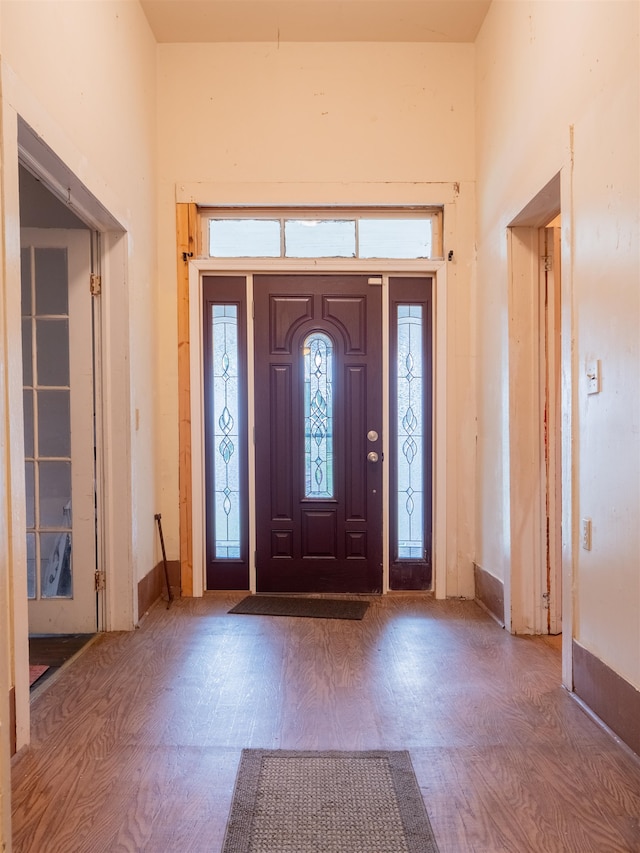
[188, 257, 448, 599]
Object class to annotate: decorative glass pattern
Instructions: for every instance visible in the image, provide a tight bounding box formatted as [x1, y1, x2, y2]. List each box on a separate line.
[396, 306, 424, 559]
[304, 333, 334, 498]
[212, 305, 241, 558]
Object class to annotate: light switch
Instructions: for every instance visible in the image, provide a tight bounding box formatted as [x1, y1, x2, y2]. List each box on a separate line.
[586, 359, 600, 394]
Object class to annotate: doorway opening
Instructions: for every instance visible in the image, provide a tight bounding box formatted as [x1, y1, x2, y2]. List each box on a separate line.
[507, 173, 563, 637]
[19, 168, 99, 681]
[10, 118, 133, 754]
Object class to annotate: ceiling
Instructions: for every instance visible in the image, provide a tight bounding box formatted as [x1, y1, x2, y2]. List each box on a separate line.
[140, 0, 492, 43]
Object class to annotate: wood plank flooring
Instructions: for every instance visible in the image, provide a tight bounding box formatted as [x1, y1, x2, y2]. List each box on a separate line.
[11, 594, 640, 852]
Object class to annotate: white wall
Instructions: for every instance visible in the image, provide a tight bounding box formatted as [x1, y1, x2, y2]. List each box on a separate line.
[475, 2, 640, 685]
[1, 0, 158, 587]
[0, 0, 158, 789]
[156, 41, 478, 596]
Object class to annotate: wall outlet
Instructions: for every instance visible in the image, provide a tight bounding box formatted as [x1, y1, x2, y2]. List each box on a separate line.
[586, 359, 600, 394]
[581, 518, 592, 550]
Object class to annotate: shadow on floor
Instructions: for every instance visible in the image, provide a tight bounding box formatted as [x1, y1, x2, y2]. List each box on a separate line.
[29, 634, 96, 690]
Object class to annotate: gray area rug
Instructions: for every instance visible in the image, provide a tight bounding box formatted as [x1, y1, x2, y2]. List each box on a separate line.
[222, 749, 440, 853]
[228, 596, 369, 620]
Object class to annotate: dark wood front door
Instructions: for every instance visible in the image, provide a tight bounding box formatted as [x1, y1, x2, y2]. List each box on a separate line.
[254, 275, 383, 593]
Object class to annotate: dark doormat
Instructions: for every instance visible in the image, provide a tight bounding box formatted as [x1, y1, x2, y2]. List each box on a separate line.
[228, 596, 369, 620]
[222, 749, 440, 853]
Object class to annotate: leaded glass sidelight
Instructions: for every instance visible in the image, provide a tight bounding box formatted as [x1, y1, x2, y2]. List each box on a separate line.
[396, 306, 424, 559]
[303, 332, 334, 498]
[212, 305, 241, 557]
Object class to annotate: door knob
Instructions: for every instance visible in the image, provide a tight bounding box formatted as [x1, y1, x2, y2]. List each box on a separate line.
[367, 451, 379, 463]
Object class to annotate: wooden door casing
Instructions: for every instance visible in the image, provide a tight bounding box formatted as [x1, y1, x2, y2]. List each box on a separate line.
[254, 275, 382, 594]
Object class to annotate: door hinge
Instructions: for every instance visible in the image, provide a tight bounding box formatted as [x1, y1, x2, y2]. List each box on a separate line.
[367, 277, 383, 286]
[90, 273, 102, 296]
[95, 570, 106, 592]
[542, 255, 552, 272]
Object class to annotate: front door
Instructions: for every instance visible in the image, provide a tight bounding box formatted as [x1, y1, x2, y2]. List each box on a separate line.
[254, 275, 383, 594]
[21, 229, 97, 634]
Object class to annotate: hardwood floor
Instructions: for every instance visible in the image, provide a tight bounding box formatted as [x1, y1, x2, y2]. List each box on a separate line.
[11, 594, 640, 852]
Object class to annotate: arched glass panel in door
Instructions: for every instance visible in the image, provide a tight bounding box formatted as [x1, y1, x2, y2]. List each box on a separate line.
[303, 332, 334, 499]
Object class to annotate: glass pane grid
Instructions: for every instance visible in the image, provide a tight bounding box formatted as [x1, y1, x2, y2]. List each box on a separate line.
[22, 246, 74, 600]
[207, 213, 438, 259]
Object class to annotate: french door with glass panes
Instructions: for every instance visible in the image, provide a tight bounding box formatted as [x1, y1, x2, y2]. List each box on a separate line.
[21, 230, 98, 634]
[202, 273, 432, 593]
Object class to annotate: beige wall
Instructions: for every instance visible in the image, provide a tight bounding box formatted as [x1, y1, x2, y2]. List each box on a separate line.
[475, 2, 639, 685]
[0, 0, 158, 590]
[0, 1, 158, 814]
[156, 41, 478, 595]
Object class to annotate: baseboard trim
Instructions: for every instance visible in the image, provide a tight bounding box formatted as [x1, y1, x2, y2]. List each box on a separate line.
[573, 640, 640, 758]
[138, 559, 181, 620]
[474, 563, 505, 627]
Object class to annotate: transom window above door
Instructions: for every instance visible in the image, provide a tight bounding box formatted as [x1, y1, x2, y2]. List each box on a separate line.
[202, 208, 443, 260]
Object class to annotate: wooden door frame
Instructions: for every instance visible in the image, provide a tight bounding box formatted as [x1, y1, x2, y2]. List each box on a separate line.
[541, 222, 562, 635]
[507, 221, 563, 636]
[16, 128, 134, 637]
[180, 251, 447, 599]
[506, 171, 575, 691]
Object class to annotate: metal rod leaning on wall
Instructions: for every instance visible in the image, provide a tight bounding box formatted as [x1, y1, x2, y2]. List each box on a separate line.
[154, 513, 174, 609]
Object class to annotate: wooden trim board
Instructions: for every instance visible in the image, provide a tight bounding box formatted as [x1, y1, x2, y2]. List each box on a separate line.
[138, 560, 181, 620]
[177, 203, 198, 596]
[474, 563, 505, 627]
[573, 640, 640, 757]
